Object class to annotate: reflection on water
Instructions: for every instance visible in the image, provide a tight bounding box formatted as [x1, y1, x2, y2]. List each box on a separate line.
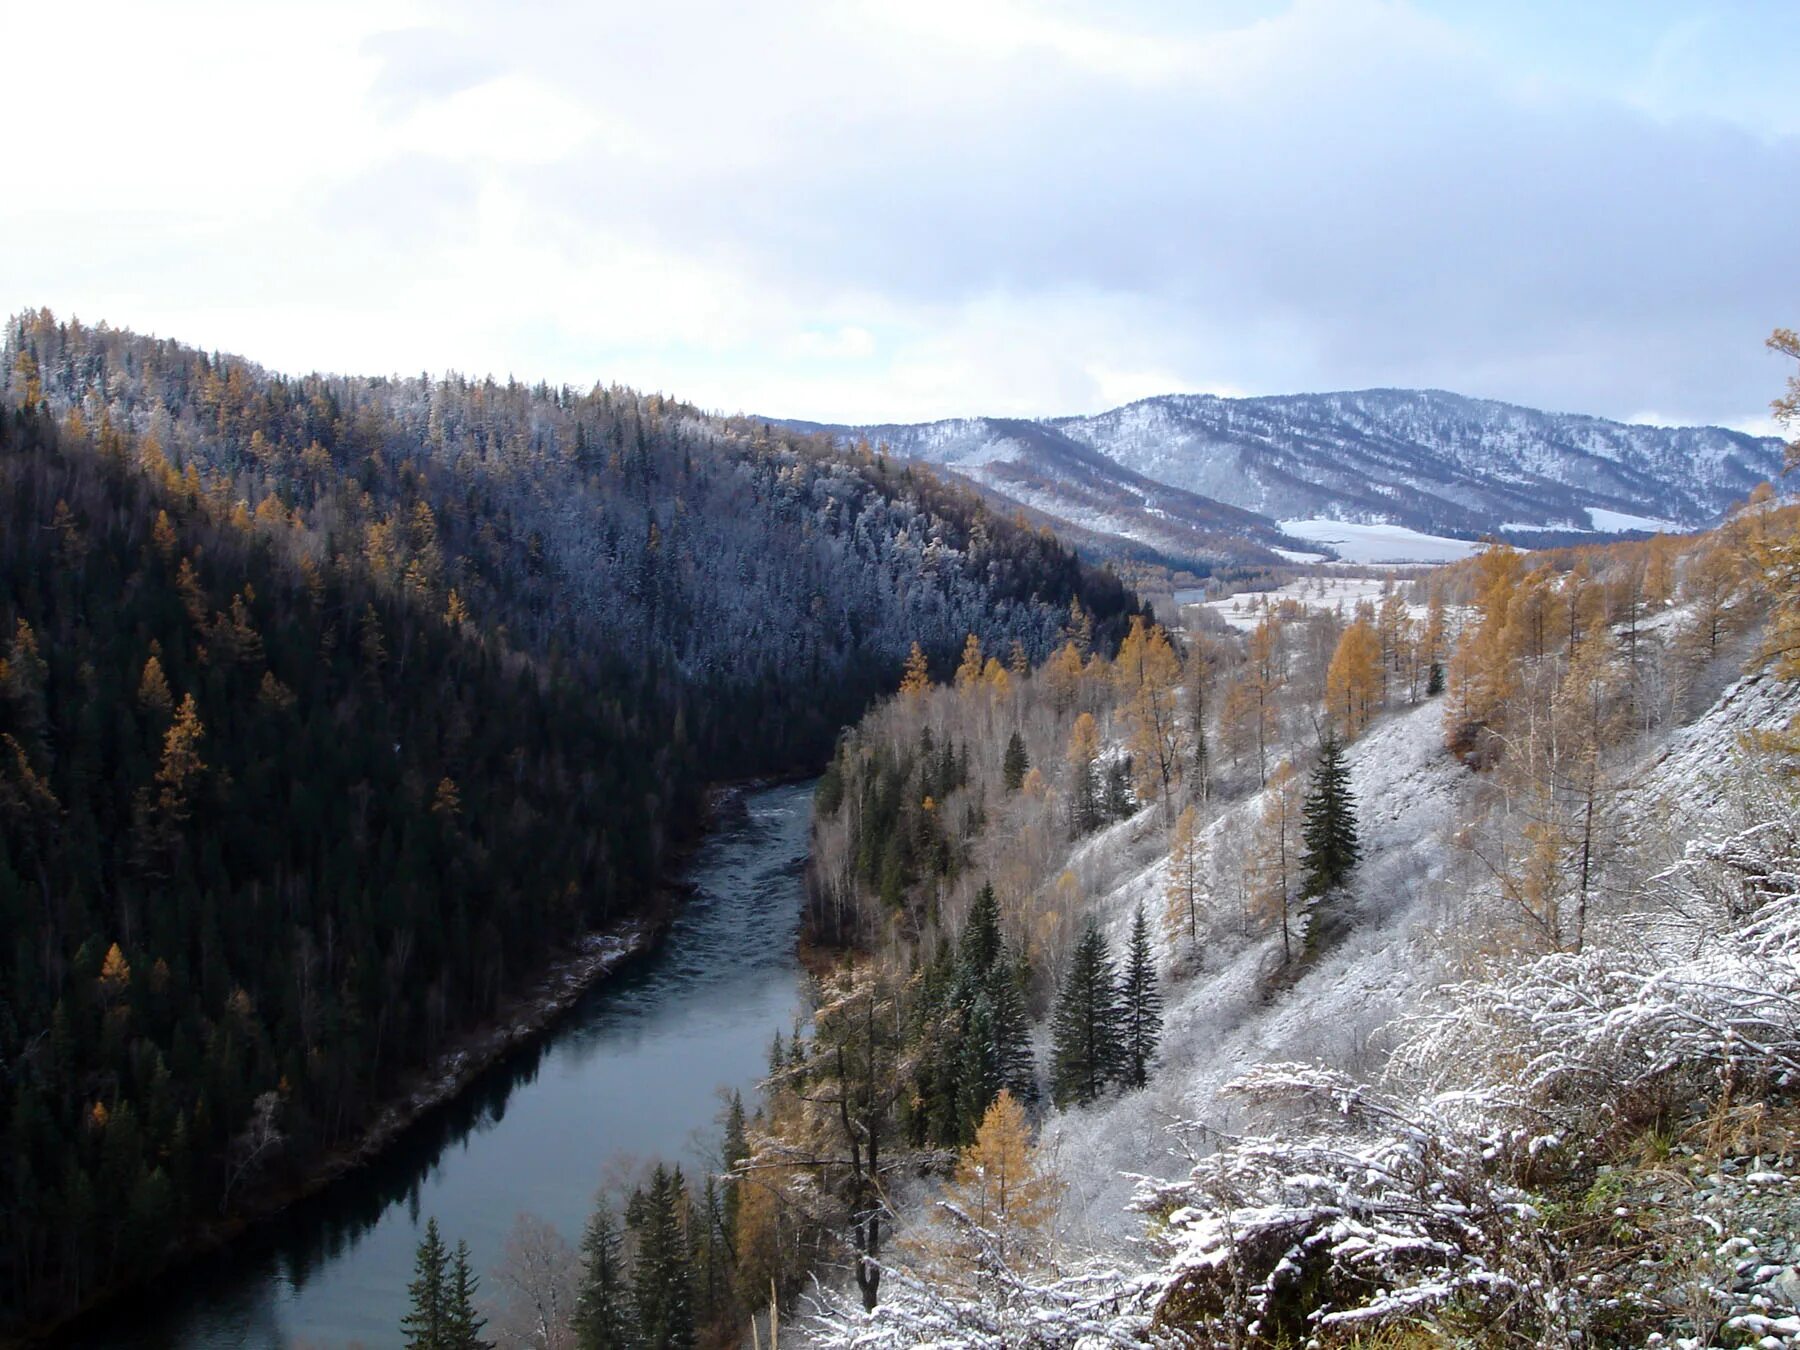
[70, 781, 814, 1349]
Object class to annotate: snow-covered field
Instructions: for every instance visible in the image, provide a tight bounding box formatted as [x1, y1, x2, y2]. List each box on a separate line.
[1277, 517, 1486, 563]
[1181, 571, 1432, 632]
[1586, 505, 1682, 533]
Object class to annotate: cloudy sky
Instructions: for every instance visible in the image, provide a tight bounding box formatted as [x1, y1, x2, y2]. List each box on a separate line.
[6, 0, 1797, 428]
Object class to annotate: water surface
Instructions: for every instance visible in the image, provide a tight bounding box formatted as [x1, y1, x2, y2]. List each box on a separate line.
[76, 781, 813, 1349]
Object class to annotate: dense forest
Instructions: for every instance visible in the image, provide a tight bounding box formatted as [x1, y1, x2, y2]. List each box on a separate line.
[0, 310, 1141, 1337]
[5, 310, 1140, 774]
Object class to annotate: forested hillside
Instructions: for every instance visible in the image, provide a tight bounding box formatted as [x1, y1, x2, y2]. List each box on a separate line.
[4, 311, 1139, 774]
[784, 487, 1800, 1346]
[0, 310, 1140, 1337]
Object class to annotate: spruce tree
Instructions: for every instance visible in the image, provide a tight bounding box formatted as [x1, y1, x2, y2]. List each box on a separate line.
[720, 1091, 748, 1239]
[630, 1164, 694, 1350]
[575, 1202, 634, 1350]
[956, 883, 1003, 995]
[402, 1217, 449, 1350]
[1002, 731, 1029, 792]
[1299, 728, 1360, 900]
[1118, 905, 1162, 1089]
[989, 953, 1037, 1105]
[446, 1239, 491, 1350]
[1050, 919, 1123, 1108]
[955, 991, 1001, 1142]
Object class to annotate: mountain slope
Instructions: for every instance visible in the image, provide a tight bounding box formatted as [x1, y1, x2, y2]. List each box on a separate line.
[797, 389, 1787, 565]
[782, 415, 1312, 570]
[1057, 388, 1785, 537]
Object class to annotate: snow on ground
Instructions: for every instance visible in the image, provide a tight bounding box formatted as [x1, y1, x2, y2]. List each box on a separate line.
[1588, 506, 1682, 533]
[1043, 698, 1471, 1249]
[1277, 518, 1485, 564]
[1632, 669, 1800, 828]
[1038, 629, 1797, 1261]
[1181, 572, 1430, 632]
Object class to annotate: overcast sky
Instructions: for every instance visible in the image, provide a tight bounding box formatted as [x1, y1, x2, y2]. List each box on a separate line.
[6, 0, 1797, 428]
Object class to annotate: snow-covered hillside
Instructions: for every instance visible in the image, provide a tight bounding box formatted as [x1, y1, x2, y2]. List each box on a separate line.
[784, 390, 1786, 568]
[813, 633, 1800, 1348]
[1058, 388, 1784, 536]
[1041, 662, 1800, 1246]
[1044, 696, 1472, 1241]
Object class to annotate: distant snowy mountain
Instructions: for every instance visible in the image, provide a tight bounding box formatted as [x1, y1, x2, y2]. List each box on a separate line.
[789, 389, 1786, 568]
[780, 414, 1313, 568]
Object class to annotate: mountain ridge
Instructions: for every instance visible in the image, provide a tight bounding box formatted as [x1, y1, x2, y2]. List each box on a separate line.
[786, 386, 1787, 566]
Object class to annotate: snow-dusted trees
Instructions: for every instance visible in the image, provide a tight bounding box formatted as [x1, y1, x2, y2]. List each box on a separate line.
[743, 965, 914, 1312]
[1129, 786, 1800, 1347]
[1164, 803, 1208, 960]
[1112, 617, 1187, 821]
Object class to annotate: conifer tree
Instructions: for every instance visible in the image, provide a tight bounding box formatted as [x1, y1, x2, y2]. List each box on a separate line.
[1299, 729, 1360, 901]
[402, 1217, 450, 1350]
[1118, 905, 1162, 1089]
[630, 1164, 694, 1350]
[446, 1239, 491, 1350]
[575, 1203, 634, 1350]
[1050, 919, 1122, 1107]
[955, 991, 1002, 1141]
[1002, 730, 1029, 792]
[989, 958, 1037, 1106]
[957, 883, 1003, 992]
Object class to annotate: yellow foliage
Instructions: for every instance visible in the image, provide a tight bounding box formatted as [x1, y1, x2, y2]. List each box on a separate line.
[931, 1091, 1062, 1279]
[138, 654, 173, 717]
[955, 634, 985, 693]
[900, 641, 931, 698]
[431, 777, 463, 818]
[1044, 640, 1085, 714]
[151, 508, 179, 561]
[1067, 711, 1100, 771]
[1325, 617, 1383, 738]
[983, 657, 1012, 697]
[99, 943, 132, 998]
[1113, 617, 1187, 812]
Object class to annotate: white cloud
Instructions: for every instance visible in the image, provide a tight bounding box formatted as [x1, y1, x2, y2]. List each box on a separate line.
[3, 0, 1794, 427]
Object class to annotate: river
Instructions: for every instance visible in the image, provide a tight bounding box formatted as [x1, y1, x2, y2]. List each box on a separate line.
[72, 780, 814, 1349]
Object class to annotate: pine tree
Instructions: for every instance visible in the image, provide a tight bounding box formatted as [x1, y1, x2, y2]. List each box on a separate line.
[446, 1239, 491, 1349]
[1118, 906, 1162, 1089]
[630, 1164, 694, 1350]
[576, 1202, 634, 1350]
[402, 1217, 450, 1350]
[1050, 919, 1122, 1108]
[1002, 730, 1029, 792]
[957, 883, 1003, 992]
[1299, 729, 1360, 901]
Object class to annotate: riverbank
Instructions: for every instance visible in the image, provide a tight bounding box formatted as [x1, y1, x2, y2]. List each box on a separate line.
[29, 779, 805, 1348]
[27, 913, 664, 1348]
